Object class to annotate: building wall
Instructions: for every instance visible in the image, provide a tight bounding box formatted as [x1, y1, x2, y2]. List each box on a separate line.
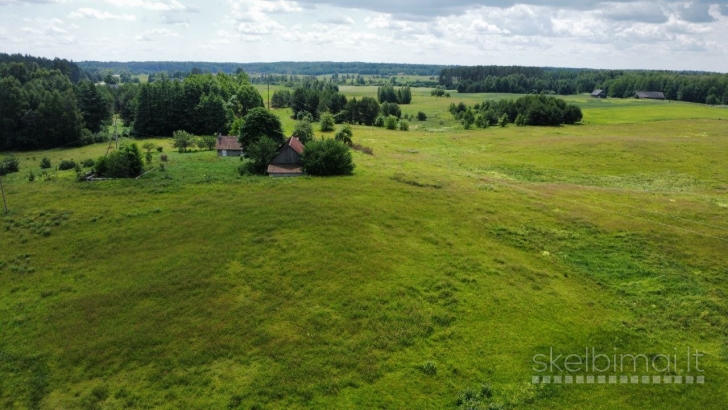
[218, 150, 242, 157]
[270, 146, 301, 165]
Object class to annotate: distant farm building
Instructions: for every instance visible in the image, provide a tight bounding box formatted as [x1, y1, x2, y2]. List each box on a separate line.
[216, 135, 243, 157]
[268, 137, 304, 177]
[635, 91, 666, 100]
[591, 89, 607, 98]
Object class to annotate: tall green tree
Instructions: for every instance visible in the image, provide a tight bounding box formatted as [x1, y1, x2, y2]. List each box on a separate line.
[357, 97, 380, 126]
[239, 107, 285, 148]
[76, 81, 111, 133]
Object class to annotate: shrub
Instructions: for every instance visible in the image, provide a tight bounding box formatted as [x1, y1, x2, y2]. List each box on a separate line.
[156, 146, 163, 153]
[462, 109, 475, 129]
[374, 115, 386, 127]
[499, 114, 509, 127]
[58, 160, 77, 171]
[95, 131, 110, 143]
[334, 124, 353, 146]
[419, 361, 437, 376]
[381, 102, 401, 118]
[515, 113, 526, 126]
[562, 105, 583, 125]
[82, 159, 95, 168]
[320, 113, 336, 132]
[142, 142, 157, 153]
[475, 114, 489, 128]
[95, 144, 144, 178]
[239, 136, 279, 175]
[40, 157, 51, 169]
[172, 130, 196, 153]
[399, 120, 410, 131]
[385, 115, 398, 130]
[0, 156, 20, 176]
[27, 170, 35, 182]
[302, 139, 355, 176]
[293, 119, 315, 144]
[296, 111, 314, 122]
[417, 111, 427, 121]
[198, 136, 217, 151]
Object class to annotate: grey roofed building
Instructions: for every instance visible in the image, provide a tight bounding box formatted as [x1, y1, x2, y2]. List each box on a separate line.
[591, 89, 607, 98]
[215, 135, 243, 157]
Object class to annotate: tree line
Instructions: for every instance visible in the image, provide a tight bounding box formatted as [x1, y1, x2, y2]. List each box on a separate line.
[0, 61, 103, 150]
[132, 72, 263, 138]
[1, 53, 87, 83]
[79, 61, 447, 77]
[440, 65, 728, 104]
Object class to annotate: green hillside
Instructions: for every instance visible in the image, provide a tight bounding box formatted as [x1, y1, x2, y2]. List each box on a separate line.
[1, 91, 727, 409]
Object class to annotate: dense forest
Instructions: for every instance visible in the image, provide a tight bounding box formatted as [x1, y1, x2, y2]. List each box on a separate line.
[0, 53, 87, 83]
[132, 72, 263, 138]
[0, 54, 264, 150]
[78, 61, 446, 77]
[0, 56, 107, 150]
[440, 66, 728, 104]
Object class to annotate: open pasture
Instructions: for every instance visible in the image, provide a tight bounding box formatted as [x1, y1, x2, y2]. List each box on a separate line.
[1, 89, 727, 409]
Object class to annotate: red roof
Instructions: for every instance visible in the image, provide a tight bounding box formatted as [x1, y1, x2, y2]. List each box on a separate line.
[216, 136, 242, 151]
[288, 137, 304, 154]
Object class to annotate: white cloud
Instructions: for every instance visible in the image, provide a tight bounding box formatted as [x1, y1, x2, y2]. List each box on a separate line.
[0, 0, 68, 5]
[1, 0, 727, 71]
[68, 8, 137, 21]
[135, 27, 180, 41]
[321, 15, 354, 25]
[103, 0, 189, 12]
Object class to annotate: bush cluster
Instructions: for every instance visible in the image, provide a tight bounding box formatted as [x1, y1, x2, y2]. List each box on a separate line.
[95, 144, 144, 178]
[302, 139, 355, 176]
[451, 95, 583, 127]
[0, 156, 19, 176]
[58, 160, 77, 171]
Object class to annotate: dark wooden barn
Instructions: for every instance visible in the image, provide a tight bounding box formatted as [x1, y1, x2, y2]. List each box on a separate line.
[268, 137, 304, 177]
[591, 89, 607, 98]
[635, 91, 666, 100]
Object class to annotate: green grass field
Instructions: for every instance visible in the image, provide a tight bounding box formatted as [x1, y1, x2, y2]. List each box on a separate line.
[1, 90, 728, 409]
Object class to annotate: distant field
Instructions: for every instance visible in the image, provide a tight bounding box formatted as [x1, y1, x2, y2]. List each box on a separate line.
[310, 74, 437, 83]
[1, 88, 727, 409]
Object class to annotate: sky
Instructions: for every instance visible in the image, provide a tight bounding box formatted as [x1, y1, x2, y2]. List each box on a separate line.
[1, 0, 728, 71]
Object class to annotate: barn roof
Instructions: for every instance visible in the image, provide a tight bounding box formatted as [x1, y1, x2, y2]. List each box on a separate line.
[216, 136, 242, 151]
[591, 89, 605, 96]
[287, 137, 304, 155]
[635, 91, 666, 99]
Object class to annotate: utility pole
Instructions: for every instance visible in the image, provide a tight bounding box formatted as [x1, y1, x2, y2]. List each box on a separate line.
[0, 174, 8, 214]
[114, 109, 119, 150]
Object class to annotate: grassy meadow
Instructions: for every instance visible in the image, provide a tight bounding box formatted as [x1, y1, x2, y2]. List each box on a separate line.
[1, 89, 728, 409]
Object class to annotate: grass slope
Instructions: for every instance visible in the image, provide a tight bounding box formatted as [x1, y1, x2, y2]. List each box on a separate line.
[1, 91, 727, 409]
